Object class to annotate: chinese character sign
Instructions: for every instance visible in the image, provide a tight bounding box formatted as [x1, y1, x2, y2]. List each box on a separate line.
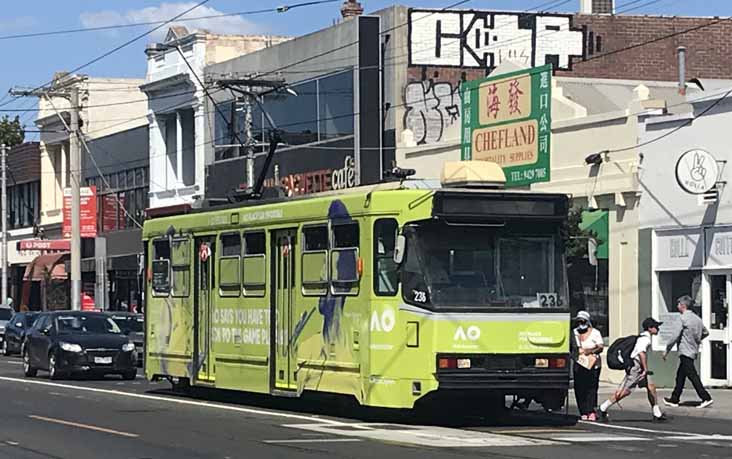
[462, 64, 552, 187]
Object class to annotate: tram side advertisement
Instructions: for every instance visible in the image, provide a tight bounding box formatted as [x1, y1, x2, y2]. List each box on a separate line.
[461, 64, 552, 187]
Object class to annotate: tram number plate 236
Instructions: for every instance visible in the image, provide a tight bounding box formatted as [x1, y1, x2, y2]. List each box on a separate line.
[536, 293, 559, 307]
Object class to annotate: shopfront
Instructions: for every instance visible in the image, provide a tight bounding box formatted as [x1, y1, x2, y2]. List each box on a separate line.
[653, 227, 732, 387]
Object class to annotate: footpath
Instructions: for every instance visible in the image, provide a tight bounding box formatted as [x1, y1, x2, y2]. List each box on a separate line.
[574, 382, 732, 420]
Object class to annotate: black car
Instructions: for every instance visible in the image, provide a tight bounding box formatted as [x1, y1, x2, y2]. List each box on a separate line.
[0, 306, 13, 353]
[23, 311, 137, 380]
[2, 312, 39, 355]
[108, 313, 144, 367]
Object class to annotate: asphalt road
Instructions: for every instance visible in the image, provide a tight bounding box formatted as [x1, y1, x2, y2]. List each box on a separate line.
[0, 356, 731, 459]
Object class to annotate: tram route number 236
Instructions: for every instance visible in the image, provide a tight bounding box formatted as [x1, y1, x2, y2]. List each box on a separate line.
[536, 293, 561, 307]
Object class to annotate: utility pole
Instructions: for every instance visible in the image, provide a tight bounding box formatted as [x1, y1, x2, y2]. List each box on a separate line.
[243, 93, 254, 188]
[1, 143, 7, 307]
[69, 86, 81, 311]
[11, 74, 85, 311]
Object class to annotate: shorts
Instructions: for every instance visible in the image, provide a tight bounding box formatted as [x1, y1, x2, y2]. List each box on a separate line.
[619, 360, 653, 392]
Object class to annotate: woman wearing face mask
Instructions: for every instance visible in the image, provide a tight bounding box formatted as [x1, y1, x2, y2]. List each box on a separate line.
[572, 310, 604, 421]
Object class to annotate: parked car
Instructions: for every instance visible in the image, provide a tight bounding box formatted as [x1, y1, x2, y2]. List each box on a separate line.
[0, 306, 13, 354]
[108, 312, 144, 367]
[23, 311, 137, 380]
[2, 312, 39, 355]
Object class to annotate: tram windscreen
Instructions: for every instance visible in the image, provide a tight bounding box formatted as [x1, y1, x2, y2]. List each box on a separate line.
[400, 220, 567, 310]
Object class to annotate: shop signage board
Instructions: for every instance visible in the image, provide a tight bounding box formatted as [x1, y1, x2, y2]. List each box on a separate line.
[63, 186, 97, 238]
[461, 64, 552, 187]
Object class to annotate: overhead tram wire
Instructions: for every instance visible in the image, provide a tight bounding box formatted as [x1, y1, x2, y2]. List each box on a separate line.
[0, 1, 339, 42]
[0, 0, 212, 110]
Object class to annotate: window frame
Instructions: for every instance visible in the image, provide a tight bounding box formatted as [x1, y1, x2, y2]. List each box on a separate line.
[170, 237, 191, 298]
[218, 231, 242, 297]
[151, 238, 172, 297]
[242, 230, 266, 297]
[330, 221, 360, 296]
[373, 218, 399, 297]
[301, 223, 329, 296]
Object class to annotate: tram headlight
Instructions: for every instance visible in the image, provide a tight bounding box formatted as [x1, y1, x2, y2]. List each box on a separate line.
[534, 358, 549, 368]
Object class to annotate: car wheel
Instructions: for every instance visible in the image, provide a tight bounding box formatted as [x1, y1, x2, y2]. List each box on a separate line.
[23, 349, 37, 377]
[122, 370, 136, 381]
[48, 353, 63, 380]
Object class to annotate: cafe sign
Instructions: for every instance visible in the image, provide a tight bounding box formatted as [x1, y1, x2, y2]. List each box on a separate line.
[461, 64, 552, 187]
[675, 149, 719, 194]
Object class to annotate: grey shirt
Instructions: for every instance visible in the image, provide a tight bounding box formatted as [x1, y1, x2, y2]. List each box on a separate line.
[665, 310, 709, 359]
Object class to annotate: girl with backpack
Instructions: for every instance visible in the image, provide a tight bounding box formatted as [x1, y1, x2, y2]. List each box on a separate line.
[572, 311, 604, 421]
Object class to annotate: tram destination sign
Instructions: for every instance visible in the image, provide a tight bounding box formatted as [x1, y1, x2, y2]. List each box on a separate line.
[461, 64, 552, 187]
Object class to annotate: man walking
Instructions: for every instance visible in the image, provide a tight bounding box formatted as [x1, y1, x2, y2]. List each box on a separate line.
[663, 295, 713, 409]
[599, 318, 666, 422]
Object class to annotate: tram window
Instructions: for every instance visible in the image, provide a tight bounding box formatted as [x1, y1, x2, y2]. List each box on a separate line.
[152, 239, 171, 296]
[302, 225, 328, 295]
[171, 238, 190, 298]
[219, 233, 241, 296]
[332, 223, 359, 248]
[331, 223, 360, 295]
[374, 219, 399, 296]
[303, 226, 328, 251]
[243, 231, 266, 297]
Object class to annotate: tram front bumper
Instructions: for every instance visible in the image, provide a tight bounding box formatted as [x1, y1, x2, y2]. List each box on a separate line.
[435, 353, 570, 390]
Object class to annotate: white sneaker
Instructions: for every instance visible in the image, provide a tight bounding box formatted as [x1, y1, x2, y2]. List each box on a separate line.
[698, 399, 714, 409]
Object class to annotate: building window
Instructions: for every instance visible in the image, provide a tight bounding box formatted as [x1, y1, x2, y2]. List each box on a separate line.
[3, 181, 40, 230]
[213, 69, 354, 163]
[88, 166, 149, 232]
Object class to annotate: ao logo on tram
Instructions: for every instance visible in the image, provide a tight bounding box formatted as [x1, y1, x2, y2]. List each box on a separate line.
[142, 161, 571, 410]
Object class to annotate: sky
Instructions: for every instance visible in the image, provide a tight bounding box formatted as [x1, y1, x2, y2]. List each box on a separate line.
[1, 0, 730, 137]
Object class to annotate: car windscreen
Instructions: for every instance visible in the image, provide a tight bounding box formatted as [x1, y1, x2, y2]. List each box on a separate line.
[24, 314, 38, 327]
[57, 315, 122, 334]
[111, 316, 143, 333]
[0, 309, 12, 320]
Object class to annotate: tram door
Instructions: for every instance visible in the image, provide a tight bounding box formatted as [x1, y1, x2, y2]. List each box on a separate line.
[194, 237, 215, 383]
[272, 230, 297, 391]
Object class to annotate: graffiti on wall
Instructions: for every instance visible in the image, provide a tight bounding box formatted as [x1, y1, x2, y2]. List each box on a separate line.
[404, 79, 462, 145]
[408, 9, 585, 71]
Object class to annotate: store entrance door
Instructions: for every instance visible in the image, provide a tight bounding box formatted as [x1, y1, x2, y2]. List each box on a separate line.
[702, 273, 732, 386]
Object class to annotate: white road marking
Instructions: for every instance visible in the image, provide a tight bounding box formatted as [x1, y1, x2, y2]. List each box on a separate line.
[4, 441, 18, 446]
[552, 435, 648, 442]
[284, 423, 556, 447]
[662, 435, 732, 441]
[5, 361, 22, 365]
[579, 420, 696, 437]
[29, 415, 139, 438]
[263, 439, 362, 444]
[0, 376, 346, 426]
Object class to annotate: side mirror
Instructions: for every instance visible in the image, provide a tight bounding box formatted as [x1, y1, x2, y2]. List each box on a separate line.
[393, 235, 406, 264]
[15, 322, 23, 328]
[41, 328, 51, 336]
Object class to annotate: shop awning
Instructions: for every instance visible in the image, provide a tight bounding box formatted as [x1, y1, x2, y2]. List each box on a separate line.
[580, 210, 609, 259]
[23, 252, 70, 281]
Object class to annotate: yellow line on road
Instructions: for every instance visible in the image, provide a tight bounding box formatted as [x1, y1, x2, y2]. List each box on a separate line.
[28, 415, 139, 438]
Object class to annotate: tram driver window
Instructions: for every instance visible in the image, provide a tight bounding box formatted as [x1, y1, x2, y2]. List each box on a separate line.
[374, 219, 398, 296]
[219, 233, 242, 297]
[152, 239, 171, 296]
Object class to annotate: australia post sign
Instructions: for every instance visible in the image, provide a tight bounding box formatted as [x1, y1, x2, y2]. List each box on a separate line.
[63, 186, 97, 238]
[461, 64, 552, 187]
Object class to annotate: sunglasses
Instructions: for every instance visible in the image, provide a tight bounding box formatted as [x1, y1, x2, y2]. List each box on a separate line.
[576, 319, 588, 325]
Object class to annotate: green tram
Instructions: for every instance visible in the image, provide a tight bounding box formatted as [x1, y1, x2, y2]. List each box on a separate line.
[142, 162, 571, 410]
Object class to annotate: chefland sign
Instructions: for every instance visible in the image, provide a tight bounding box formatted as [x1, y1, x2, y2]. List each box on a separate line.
[461, 64, 552, 187]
